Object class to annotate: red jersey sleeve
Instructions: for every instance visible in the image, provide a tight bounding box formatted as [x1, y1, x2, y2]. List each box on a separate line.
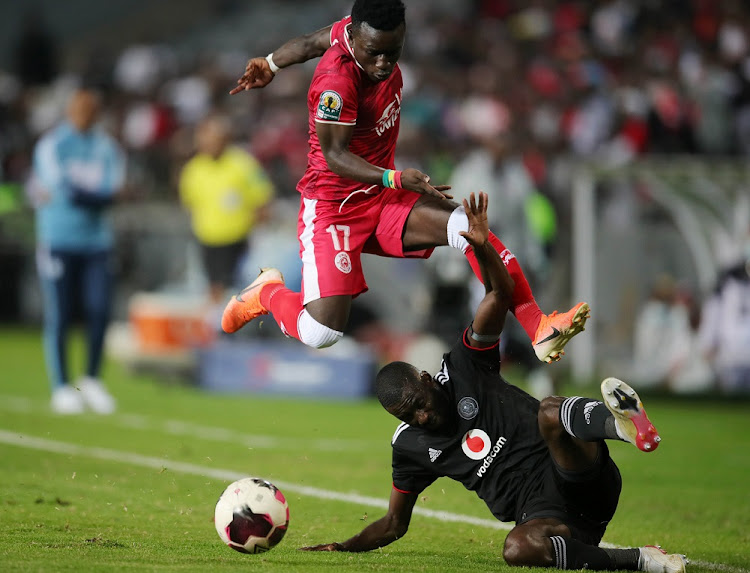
[310, 60, 359, 126]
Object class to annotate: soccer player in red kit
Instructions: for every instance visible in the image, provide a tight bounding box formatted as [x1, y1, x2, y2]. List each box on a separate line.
[223, 0, 589, 363]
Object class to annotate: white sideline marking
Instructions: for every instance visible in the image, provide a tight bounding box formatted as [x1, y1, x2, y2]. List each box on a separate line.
[0, 429, 505, 530]
[0, 395, 375, 452]
[0, 431, 744, 573]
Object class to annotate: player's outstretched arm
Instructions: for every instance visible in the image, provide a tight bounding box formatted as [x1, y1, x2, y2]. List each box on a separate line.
[299, 488, 418, 552]
[460, 192, 515, 348]
[230, 24, 334, 94]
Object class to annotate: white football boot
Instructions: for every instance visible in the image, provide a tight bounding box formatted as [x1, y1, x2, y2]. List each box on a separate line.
[639, 545, 688, 573]
[601, 377, 661, 452]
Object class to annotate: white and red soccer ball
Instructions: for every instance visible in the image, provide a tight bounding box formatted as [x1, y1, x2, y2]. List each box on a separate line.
[214, 477, 289, 554]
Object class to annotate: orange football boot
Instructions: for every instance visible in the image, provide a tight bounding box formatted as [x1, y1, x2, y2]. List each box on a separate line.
[221, 268, 284, 334]
[532, 302, 590, 363]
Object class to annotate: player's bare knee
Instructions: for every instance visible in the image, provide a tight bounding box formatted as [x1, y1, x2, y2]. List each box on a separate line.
[503, 531, 551, 567]
[538, 396, 565, 436]
[502, 534, 527, 566]
[405, 196, 458, 247]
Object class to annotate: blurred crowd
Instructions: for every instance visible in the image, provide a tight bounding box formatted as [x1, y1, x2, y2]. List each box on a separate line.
[1, 0, 749, 394]
[2, 1, 750, 199]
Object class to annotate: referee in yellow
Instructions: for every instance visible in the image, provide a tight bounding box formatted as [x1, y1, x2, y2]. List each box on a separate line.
[180, 113, 274, 327]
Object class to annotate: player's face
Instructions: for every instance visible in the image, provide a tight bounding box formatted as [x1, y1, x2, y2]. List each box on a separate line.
[349, 22, 405, 83]
[67, 90, 101, 132]
[389, 369, 456, 434]
[196, 118, 230, 158]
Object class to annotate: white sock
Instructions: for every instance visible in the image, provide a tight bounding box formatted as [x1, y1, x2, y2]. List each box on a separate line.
[298, 310, 344, 349]
[446, 206, 470, 253]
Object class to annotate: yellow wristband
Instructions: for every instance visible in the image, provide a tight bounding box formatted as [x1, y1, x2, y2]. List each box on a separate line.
[382, 169, 397, 188]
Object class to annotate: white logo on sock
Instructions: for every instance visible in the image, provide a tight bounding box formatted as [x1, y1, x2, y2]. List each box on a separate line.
[584, 401, 599, 424]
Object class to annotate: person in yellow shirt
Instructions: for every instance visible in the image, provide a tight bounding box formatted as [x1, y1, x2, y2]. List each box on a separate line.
[180, 114, 274, 316]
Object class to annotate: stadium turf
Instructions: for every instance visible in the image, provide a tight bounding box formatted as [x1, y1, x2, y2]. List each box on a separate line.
[0, 327, 748, 572]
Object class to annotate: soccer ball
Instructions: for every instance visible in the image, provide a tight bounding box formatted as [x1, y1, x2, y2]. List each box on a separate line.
[214, 477, 289, 554]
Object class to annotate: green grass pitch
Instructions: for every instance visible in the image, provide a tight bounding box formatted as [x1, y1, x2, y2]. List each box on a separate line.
[0, 327, 748, 572]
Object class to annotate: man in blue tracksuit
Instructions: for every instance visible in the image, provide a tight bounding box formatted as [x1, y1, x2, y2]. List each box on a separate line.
[31, 86, 125, 414]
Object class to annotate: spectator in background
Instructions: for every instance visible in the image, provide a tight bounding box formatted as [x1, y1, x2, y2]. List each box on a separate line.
[632, 274, 688, 388]
[30, 86, 125, 414]
[179, 113, 274, 327]
[698, 258, 750, 393]
[631, 274, 713, 393]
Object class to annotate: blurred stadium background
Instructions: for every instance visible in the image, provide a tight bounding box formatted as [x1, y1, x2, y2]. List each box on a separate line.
[1, 0, 749, 397]
[1, 2, 750, 572]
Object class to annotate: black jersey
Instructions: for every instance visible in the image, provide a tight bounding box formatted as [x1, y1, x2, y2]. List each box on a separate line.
[391, 328, 552, 523]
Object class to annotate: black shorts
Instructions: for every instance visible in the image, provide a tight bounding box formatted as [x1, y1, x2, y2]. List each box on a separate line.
[200, 240, 247, 288]
[517, 443, 622, 545]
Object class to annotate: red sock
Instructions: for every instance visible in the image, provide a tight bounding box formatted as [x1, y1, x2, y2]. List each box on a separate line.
[260, 284, 304, 340]
[463, 232, 543, 340]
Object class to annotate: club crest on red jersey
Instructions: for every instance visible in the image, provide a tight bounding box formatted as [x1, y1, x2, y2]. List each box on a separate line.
[335, 251, 352, 274]
[317, 90, 343, 121]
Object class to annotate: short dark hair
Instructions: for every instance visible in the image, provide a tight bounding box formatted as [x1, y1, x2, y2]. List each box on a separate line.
[375, 361, 414, 410]
[351, 0, 405, 32]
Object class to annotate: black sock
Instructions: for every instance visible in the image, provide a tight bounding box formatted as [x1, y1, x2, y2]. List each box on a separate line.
[559, 397, 620, 442]
[603, 547, 642, 570]
[550, 536, 641, 570]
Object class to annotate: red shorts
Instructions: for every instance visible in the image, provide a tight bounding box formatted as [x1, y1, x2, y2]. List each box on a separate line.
[297, 187, 434, 304]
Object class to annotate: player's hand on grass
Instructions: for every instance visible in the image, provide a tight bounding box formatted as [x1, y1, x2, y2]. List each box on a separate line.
[400, 168, 452, 199]
[458, 191, 489, 248]
[229, 57, 276, 95]
[299, 542, 345, 551]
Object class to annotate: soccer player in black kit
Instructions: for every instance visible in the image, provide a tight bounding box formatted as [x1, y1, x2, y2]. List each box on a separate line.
[301, 192, 688, 573]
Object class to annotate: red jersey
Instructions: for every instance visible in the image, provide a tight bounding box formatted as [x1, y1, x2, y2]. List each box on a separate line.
[296, 16, 403, 200]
